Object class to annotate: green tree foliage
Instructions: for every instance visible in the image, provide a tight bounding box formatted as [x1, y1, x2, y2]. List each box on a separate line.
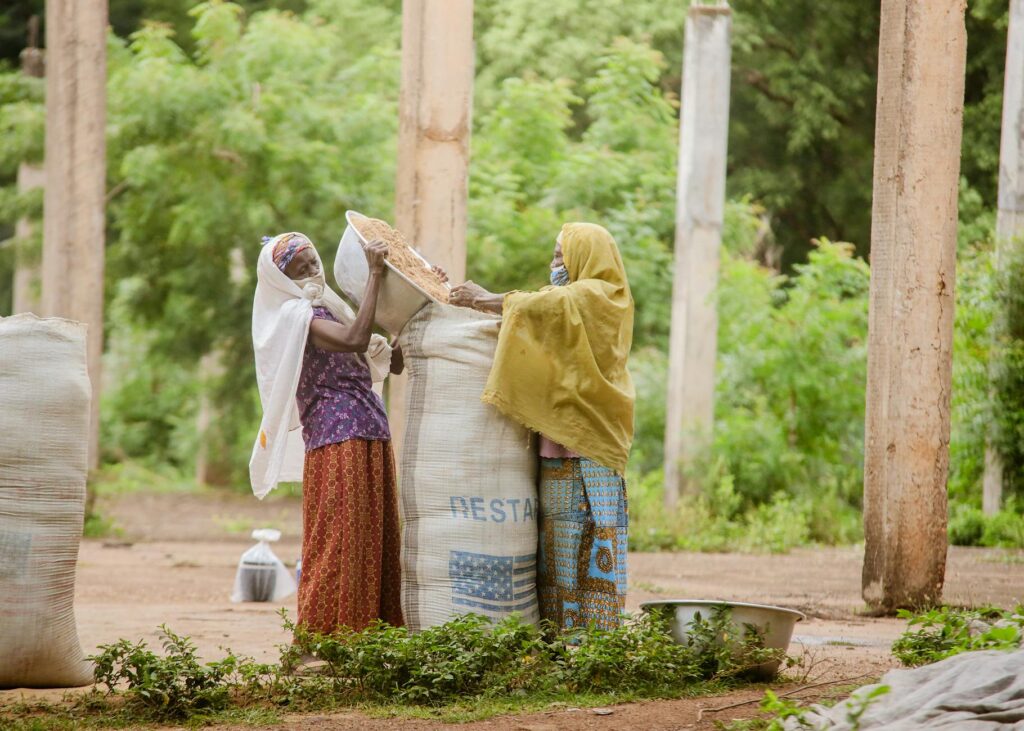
[0, 1, 41, 66]
[473, 0, 686, 111]
[0, 67, 43, 313]
[629, 240, 870, 548]
[727, 0, 879, 265]
[892, 606, 1024, 667]
[961, 0, 1012, 208]
[949, 244, 996, 503]
[470, 39, 678, 347]
[992, 238, 1024, 497]
[473, 0, 1010, 268]
[715, 240, 869, 507]
[100, 0, 401, 471]
[0, 0, 313, 64]
[2, 0, 1013, 259]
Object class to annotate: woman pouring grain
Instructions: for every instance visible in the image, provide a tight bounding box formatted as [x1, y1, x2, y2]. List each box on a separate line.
[251, 232, 429, 634]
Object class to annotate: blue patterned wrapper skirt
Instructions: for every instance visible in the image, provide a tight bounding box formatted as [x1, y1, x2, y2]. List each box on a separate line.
[537, 457, 628, 632]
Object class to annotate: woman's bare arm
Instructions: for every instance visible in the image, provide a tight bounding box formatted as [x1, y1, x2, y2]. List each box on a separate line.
[309, 241, 387, 353]
[450, 281, 506, 314]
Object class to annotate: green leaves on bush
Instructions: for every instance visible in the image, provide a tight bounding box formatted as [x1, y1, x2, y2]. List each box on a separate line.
[990, 237, 1024, 498]
[630, 239, 868, 549]
[627, 467, 817, 553]
[281, 613, 546, 704]
[892, 606, 1024, 667]
[715, 240, 870, 512]
[91, 625, 247, 719]
[283, 608, 782, 704]
[86, 609, 784, 722]
[948, 501, 1024, 548]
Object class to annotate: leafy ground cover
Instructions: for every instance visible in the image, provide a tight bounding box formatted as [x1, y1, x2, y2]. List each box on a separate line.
[2, 608, 786, 728]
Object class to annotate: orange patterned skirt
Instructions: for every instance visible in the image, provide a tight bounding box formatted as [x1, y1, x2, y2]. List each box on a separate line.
[298, 439, 404, 633]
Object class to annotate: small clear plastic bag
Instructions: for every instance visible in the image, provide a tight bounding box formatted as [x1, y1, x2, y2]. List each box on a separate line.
[230, 528, 296, 603]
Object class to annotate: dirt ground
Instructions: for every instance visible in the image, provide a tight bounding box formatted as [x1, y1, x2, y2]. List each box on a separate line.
[3, 490, 1024, 730]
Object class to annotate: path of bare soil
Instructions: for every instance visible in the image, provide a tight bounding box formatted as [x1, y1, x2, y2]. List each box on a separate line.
[3, 490, 1023, 730]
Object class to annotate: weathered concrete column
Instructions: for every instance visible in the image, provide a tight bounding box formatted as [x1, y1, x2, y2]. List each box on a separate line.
[391, 0, 474, 454]
[984, 0, 1024, 516]
[42, 0, 108, 470]
[12, 17, 45, 315]
[663, 2, 732, 510]
[194, 352, 218, 486]
[862, 0, 966, 610]
[13, 164, 45, 315]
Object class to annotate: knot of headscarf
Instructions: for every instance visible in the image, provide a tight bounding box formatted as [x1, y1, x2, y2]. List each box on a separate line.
[268, 232, 312, 272]
[301, 280, 325, 305]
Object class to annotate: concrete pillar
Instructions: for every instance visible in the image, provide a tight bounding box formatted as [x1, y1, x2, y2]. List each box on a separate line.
[12, 17, 45, 315]
[42, 0, 108, 470]
[391, 0, 474, 455]
[984, 0, 1024, 516]
[13, 164, 45, 314]
[663, 2, 732, 510]
[862, 0, 966, 611]
[194, 353, 217, 486]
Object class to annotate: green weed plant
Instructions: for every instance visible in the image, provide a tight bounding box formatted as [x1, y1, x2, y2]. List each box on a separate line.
[723, 684, 891, 731]
[891, 606, 1024, 667]
[57, 608, 786, 725]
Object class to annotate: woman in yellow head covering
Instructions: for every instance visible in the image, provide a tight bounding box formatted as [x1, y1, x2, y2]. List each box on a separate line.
[450, 223, 635, 632]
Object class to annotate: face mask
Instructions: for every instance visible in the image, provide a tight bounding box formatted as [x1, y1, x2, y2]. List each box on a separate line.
[294, 270, 326, 299]
[295, 273, 323, 288]
[550, 265, 570, 286]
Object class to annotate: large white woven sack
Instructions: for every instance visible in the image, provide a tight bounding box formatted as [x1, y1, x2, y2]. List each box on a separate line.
[398, 304, 539, 631]
[0, 314, 93, 688]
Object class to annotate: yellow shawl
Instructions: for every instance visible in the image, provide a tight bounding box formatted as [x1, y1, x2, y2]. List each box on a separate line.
[481, 223, 635, 474]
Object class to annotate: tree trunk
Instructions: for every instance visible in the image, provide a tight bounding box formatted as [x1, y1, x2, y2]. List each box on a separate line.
[391, 0, 474, 456]
[42, 0, 108, 471]
[862, 0, 965, 611]
[664, 3, 732, 510]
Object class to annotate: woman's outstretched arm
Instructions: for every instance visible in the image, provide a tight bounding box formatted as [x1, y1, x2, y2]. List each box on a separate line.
[310, 240, 387, 352]
[450, 281, 506, 314]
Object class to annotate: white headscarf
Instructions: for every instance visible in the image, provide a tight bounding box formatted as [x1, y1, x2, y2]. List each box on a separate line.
[249, 234, 391, 499]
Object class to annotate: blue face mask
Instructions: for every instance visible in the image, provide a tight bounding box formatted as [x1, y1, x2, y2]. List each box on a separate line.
[550, 265, 570, 286]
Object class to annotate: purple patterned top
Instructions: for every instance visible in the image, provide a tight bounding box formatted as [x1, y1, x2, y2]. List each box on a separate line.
[296, 307, 391, 451]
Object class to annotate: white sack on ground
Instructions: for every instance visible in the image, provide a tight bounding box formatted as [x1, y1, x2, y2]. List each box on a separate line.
[787, 649, 1024, 730]
[230, 528, 296, 603]
[0, 314, 93, 688]
[398, 304, 539, 631]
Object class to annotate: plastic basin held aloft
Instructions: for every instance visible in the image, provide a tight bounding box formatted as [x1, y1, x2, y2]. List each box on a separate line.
[334, 210, 441, 336]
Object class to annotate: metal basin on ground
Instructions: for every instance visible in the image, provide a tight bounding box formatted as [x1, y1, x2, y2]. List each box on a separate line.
[333, 210, 441, 335]
[639, 599, 806, 679]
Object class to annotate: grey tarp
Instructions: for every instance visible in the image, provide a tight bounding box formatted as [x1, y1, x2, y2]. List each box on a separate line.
[788, 649, 1024, 730]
